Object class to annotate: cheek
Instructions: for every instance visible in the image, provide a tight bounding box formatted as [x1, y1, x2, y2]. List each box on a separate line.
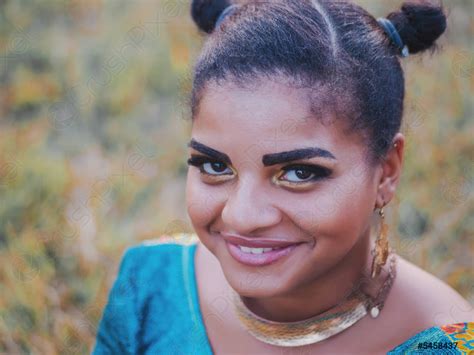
[185, 171, 226, 230]
[186, 172, 211, 226]
[287, 175, 375, 248]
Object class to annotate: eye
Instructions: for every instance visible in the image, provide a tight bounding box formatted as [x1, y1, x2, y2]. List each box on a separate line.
[187, 156, 234, 176]
[278, 164, 332, 184]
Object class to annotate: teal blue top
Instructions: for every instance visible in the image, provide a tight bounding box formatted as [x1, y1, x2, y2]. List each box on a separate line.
[93, 241, 473, 354]
[92, 241, 213, 355]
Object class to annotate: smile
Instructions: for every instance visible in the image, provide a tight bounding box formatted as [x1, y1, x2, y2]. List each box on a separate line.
[237, 245, 284, 254]
[226, 241, 301, 266]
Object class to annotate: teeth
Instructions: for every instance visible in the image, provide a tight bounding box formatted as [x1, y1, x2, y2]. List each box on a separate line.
[238, 246, 276, 254]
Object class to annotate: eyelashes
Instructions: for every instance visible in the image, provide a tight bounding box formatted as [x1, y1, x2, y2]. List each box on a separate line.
[279, 164, 332, 183]
[187, 156, 234, 176]
[186, 155, 332, 185]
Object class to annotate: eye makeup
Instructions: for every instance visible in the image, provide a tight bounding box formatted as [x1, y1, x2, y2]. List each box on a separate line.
[187, 154, 333, 188]
[187, 155, 236, 183]
[279, 164, 332, 182]
[272, 163, 333, 191]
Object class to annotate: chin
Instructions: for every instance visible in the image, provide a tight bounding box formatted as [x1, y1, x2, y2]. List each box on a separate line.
[224, 269, 291, 299]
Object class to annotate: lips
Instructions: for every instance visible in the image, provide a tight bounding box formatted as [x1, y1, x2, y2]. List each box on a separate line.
[226, 242, 300, 267]
[220, 232, 304, 248]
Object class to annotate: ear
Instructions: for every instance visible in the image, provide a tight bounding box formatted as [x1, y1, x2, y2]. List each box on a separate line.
[375, 132, 405, 210]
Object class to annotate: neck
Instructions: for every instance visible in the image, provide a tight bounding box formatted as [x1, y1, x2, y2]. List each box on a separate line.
[239, 228, 379, 322]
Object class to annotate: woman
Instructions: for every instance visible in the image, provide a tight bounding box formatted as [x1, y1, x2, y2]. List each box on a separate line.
[93, 0, 473, 354]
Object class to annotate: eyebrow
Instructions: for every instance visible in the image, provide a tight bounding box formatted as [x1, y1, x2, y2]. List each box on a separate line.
[187, 139, 336, 167]
[187, 139, 232, 164]
[262, 147, 336, 166]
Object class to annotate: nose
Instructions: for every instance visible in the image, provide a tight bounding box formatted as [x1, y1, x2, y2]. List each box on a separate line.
[221, 175, 282, 235]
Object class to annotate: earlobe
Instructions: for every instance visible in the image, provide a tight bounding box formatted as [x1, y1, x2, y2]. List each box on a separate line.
[374, 189, 386, 211]
[374, 133, 405, 210]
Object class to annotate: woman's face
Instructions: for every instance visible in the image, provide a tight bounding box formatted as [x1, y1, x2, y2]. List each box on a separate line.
[186, 78, 383, 298]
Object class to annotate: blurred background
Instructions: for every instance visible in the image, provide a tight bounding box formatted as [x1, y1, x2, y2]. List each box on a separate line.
[0, 0, 472, 353]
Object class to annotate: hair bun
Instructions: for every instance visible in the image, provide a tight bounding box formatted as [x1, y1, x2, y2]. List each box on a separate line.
[386, 1, 447, 55]
[191, 0, 233, 34]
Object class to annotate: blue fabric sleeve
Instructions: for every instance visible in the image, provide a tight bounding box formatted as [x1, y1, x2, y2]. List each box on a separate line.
[91, 241, 213, 354]
[387, 322, 473, 354]
[92, 246, 141, 354]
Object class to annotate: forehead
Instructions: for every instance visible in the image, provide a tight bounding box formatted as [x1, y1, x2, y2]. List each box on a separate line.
[192, 78, 364, 159]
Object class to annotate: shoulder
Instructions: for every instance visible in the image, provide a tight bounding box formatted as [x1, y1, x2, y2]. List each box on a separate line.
[120, 233, 199, 263]
[93, 233, 200, 353]
[391, 254, 474, 326]
[124, 232, 200, 259]
[375, 254, 473, 353]
[117, 233, 200, 287]
[387, 321, 474, 354]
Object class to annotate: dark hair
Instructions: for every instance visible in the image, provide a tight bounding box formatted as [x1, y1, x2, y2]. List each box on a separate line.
[189, 0, 447, 166]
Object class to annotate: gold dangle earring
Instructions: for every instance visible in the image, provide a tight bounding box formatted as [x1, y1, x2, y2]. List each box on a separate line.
[371, 198, 390, 279]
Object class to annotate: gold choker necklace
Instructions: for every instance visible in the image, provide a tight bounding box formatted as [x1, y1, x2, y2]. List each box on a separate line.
[231, 252, 397, 347]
